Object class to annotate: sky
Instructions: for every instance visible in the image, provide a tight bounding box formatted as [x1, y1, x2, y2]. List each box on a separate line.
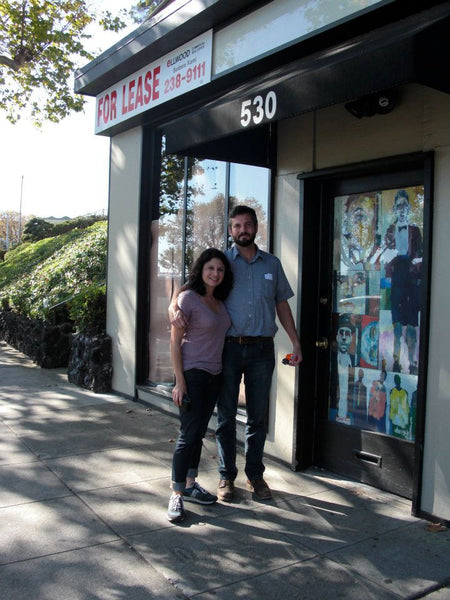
[0, 2, 136, 219]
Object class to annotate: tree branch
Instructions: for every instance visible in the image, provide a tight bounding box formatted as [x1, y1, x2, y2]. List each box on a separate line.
[0, 55, 20, 70]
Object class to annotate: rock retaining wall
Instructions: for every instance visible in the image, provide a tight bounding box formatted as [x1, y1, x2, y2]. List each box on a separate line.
[0, 311, 113, 393]
[68, 332, 113, 393]
[0, 310, 72, 368]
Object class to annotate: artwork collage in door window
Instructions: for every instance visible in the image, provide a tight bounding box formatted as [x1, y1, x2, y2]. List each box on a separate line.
[329, 185, 424, 441]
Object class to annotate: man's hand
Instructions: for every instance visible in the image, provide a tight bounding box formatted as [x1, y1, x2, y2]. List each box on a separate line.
[168, 300, 189, 328]
[289, 342, 303, 366]
[276, 301, 303, 366]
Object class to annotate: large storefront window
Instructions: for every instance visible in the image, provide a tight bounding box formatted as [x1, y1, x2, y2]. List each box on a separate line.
[147, 140, 270, 389]
[330, 185, 424, 441]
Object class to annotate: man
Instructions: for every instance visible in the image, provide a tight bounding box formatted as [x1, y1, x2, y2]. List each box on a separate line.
[169, 205, 302, 501]
[383, 189, 422, 374]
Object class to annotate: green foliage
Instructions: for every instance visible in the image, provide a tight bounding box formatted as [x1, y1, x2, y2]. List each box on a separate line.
[22, 214, 105, 242]
[0, 220, 107, 330]
[0, 0, 126, 125]
[21, 217, 54, 242]
[52, 214, 105, 236]
[130, 0, 171, 23]
[68, 283, 106, 334]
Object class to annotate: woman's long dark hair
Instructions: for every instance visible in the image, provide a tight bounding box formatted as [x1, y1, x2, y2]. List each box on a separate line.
[181, 248, 233, 300]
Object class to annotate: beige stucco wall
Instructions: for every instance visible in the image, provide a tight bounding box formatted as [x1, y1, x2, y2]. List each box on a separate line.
[421, 146, 450, 520]
[275, 84, 450, 520]
[107, 126, 142, 397]
[264, 173, 302, 464]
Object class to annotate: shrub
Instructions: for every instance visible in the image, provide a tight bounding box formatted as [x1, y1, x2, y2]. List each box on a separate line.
[22, 214, 106, 243]
[22, 217, 55, 242]
[68, 284, 106, 334]
[0, 220, 107, 322]
[52, 215, 104, 236]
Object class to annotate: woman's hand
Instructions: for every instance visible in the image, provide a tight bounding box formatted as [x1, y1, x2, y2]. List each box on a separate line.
[172, 383, 187, 408]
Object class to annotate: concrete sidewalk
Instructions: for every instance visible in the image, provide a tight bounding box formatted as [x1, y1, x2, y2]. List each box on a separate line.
[0, 340, 449, 600]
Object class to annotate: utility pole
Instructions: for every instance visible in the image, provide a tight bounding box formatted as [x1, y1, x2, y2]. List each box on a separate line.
[19, 175, 24, 242]
[6, 213, 10, 250]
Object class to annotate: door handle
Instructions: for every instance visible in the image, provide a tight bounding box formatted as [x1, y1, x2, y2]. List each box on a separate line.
[315, 337, 329, 350]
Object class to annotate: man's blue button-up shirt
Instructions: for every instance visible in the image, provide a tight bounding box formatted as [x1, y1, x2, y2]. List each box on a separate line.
[224, 245, 294, 337]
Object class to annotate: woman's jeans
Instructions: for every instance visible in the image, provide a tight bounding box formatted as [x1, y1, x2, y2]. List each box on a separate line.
[216, 338, 275, 482]
[172, 368, 222, 492]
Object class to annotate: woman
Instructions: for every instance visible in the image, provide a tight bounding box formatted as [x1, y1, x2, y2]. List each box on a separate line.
[167, 248, 233, 523]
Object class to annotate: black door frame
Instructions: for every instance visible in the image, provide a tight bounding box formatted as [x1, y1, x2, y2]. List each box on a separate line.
[294, 151, 433, 515]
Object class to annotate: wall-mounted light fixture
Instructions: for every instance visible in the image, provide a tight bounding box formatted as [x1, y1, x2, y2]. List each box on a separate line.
[345, 89, 398, 118]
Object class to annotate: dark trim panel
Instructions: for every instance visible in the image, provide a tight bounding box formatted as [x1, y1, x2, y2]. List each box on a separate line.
[135, 127, 162, 389]
[416, 509, 450, 530]
[173, 124, 274, 168]
[412, 153, 434, 516]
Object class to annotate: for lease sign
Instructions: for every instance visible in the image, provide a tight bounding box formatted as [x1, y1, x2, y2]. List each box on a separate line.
[95, 30, 213, 134]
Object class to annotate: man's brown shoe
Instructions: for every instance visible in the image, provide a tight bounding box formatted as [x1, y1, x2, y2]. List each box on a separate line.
[247, 478, 272, 499]
[217, 479, 234, 502]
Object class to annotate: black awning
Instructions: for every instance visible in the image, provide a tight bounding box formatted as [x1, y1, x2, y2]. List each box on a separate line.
[177, 124, 275, 167]
[165, 3, 449, 155]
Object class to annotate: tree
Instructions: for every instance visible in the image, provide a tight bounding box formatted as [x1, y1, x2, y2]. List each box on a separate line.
[130, 0, 174, 23]
[21, 216, 54, 242]
[0, 210, 33, 249]
[0, 0, 126, 125]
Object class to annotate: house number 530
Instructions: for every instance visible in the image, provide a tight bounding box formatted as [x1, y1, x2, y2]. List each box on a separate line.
[240, 91, 277, 127]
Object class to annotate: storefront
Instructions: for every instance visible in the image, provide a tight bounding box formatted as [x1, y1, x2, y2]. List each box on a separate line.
[75, 0, 450, 523]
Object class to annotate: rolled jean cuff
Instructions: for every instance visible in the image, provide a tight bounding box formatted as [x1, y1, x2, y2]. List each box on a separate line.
[187, 467, 198, 479]
[172, 481, 186, 492]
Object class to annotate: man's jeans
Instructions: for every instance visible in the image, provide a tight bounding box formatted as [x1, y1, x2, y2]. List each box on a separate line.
[216, 338, 275, 482]
[172, 368, 222, 491]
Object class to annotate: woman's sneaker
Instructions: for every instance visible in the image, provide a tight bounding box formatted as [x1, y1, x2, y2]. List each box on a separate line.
[167, 493, 186, 522]
[183, 482, 217, 505]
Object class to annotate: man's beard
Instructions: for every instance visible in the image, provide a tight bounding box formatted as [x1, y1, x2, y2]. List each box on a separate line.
[233, 234, 256, 247]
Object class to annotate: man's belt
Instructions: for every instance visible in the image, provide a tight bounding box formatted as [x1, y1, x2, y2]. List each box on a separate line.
[225, 336, 273, 345]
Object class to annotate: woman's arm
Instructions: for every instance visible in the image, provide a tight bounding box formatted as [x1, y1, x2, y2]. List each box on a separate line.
[170, 324, 187, 407]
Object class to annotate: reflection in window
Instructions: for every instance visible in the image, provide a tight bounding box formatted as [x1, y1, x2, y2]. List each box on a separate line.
[147, 140, 271, 391]
[229, 163, 269, 251]
[185, 159, 227, 277]
[147, 149, 185, 387]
